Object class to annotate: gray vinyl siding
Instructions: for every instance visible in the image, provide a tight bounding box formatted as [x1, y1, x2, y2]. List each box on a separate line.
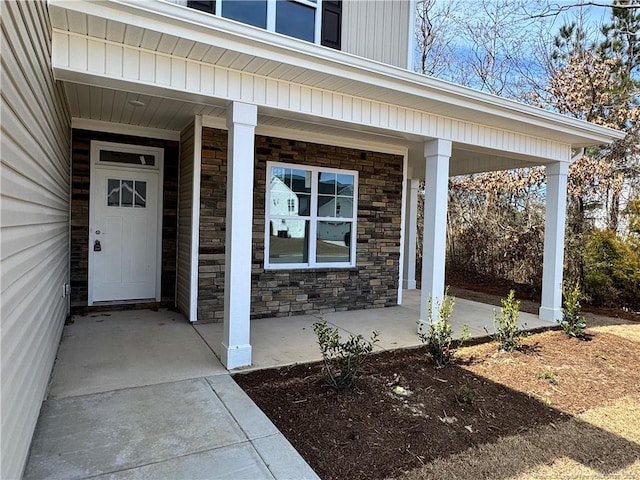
[342, 0, 411, 69]
[177, 121, 195, 318]
[1, 1, 71, 478]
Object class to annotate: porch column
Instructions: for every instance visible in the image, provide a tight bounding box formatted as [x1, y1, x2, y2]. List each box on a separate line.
[403, 179, 420, 289]
[419, 139, 451, 329]
[539, 161, 569, 322]
[222, 102, 258, 369]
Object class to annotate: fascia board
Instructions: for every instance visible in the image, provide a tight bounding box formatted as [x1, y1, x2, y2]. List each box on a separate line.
[50, 0, 625, 146]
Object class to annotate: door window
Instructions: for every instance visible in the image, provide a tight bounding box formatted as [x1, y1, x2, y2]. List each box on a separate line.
[107, 179, 147, 208]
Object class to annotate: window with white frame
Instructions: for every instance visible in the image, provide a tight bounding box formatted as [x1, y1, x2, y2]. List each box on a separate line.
[265, 162, 357, 268]
[187, 0, 341, 48]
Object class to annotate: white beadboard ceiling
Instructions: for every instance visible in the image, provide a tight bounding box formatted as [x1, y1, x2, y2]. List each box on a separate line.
[64, 83, 227, 131]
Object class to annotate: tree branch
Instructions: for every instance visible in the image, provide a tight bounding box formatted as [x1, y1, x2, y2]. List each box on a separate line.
[531, 2, 639, 19]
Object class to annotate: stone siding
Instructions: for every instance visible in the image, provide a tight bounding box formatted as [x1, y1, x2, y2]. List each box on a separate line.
[197, 128, 403, 322]
[197, 128, 228, 322]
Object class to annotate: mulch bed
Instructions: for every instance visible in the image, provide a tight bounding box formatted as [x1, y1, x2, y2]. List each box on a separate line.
[235, 330, 640, 480]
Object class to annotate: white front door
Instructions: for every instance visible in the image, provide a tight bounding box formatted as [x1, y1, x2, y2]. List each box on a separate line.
[89, 142, 163, 304]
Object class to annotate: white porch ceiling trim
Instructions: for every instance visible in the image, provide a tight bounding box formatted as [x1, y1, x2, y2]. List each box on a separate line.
[202, 112, 409, 156]
[71, 118, 181, 140]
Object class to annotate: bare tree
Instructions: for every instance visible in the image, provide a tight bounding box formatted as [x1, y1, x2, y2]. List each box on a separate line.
[414, 0, 462, 77]
[414, 0, 552, 100]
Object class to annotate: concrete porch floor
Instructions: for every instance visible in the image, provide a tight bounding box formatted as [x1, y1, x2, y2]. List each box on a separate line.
[196, 289, 553, 371]
[25, 292, 552, 479]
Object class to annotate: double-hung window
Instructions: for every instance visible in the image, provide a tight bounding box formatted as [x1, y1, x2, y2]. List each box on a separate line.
[265, 162, 357, 269]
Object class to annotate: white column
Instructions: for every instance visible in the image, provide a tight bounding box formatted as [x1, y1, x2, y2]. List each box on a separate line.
[403, 179, 419, 289]
[222, 102, 258, 369]
[419, 139, 451, 329]
[539, 161, 569, 322]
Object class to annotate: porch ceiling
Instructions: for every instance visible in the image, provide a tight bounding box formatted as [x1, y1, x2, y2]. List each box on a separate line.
[64, 83, 227, 132]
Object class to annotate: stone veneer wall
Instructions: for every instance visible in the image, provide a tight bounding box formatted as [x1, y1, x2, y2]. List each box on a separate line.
[197, 128, 229, 321]
[70, 130, 178, 310]
[197, 127, 403, 322]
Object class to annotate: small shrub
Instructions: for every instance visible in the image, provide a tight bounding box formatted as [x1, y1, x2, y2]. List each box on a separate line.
[536, 370, 558, 385]
[454, 384, 479, 406]
[312, 320, 379, 391]
[560, 281, 587, 338]
[486, 290, 528, 352]
[418, 290, 469, 368]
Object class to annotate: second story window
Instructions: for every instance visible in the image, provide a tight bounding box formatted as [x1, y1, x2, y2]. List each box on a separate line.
[222, 0, 267, 28]
[276, 0, 315, 43]
[187, 0, 341, 49]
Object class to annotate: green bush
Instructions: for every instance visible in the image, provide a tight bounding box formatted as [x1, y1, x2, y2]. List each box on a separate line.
[560, 281, 587, 338]
[583, 229, 640, 309]
[418, 290, 469, 368]
[312, 320, 379, 391]
[486, 290, 528, 352]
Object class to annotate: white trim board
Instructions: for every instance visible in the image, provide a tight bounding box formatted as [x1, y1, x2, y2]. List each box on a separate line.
[397, 151, 409, 305]
[202, 114, 409, 157]
[73, 118, 181, 141]
[189, 115, 203, 322]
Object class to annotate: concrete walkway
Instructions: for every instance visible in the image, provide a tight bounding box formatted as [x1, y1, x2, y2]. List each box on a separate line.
[24, 309, 318, 480]
[25, 292, 553, 479]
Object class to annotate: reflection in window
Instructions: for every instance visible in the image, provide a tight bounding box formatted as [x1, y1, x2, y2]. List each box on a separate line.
[316, 221, 350, 263]
[276, 0, 315, 42]
[100, 150, 155, 166]
[121, 180, 134, 207]
[270, 167, 311, 216]
[107, 179, 121, 206]
[266, 163, 357, 268]
[269, 219, 309, 264]
[222, 0, 267, 28]
[187, 0, 340, 47]
[106, 179, 147, 208]
[318, 172, 354, 217]
[135, 181, 146, 207]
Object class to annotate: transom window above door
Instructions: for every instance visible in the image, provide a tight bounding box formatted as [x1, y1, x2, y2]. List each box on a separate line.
[100, 150, 156, 166]
[265, 162, 358, 269]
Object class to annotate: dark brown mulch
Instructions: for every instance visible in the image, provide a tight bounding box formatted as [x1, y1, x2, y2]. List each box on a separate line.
[235, 330, 640, 480]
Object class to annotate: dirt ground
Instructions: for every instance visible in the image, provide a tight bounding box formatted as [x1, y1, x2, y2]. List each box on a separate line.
[236, 325, 640, 479]
[446, 275, 640, 323]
